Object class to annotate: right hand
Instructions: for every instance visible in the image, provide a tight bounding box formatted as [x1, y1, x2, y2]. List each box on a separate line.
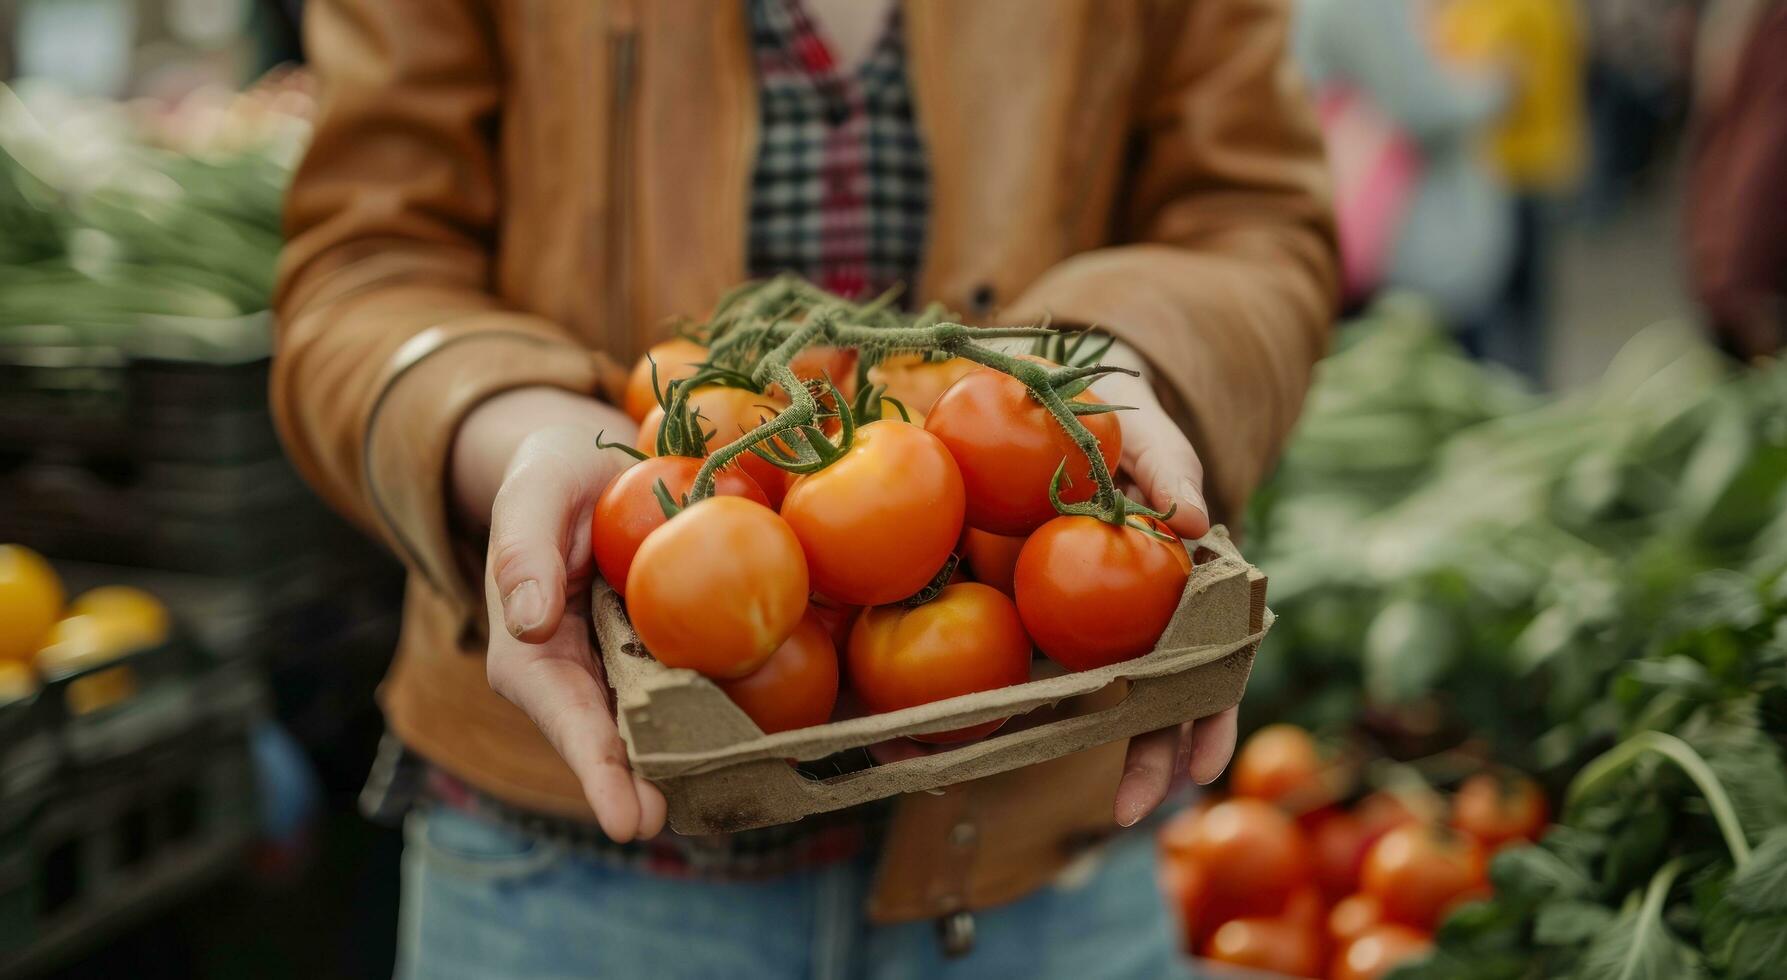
[452, 388, 668, 842]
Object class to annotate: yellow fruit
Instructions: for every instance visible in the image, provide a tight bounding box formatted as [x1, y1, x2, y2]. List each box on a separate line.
[0, 660, 39, 704]
[69, 586, 171, 650]
[0, 545, 64, 664]
[33, 614, 153, 679]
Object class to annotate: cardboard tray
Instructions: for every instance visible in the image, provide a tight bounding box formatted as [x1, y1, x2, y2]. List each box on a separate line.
[594, 526, 1271, 834]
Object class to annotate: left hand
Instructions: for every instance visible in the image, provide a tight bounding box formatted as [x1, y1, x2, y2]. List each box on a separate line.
[1093, 340, 1239, 827]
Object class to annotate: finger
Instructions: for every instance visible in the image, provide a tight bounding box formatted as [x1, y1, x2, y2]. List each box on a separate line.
[1115, 725, 1182, 827]
[632, 774, 668, 839]
[1189, 706, 1239, 785]
[1120, 412, 1212, 540]
[487, 448, 582, 642]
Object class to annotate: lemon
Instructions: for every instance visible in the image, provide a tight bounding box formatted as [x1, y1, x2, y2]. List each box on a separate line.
[34, 613, 151, 679]
[0, 545, 64, 664]
[69, 586, 171, 650]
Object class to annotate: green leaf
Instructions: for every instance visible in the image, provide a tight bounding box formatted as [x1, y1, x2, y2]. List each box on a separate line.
[1363, 597, 1459, 704]
[1730, 828, 1787, 915]
[1535, 899, 1617, 946]
[1490, 845, 1593, 905]
[1570, 862, 1703, 980]
[1724, 913, 1787, 979]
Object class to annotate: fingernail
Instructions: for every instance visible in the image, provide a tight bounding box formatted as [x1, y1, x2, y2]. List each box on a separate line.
[503, 580, 545, 636]
[1117, 806, 1140, 828]
[1178, 479, 1208, 517]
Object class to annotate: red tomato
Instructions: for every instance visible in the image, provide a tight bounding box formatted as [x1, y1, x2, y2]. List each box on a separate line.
[960, 527, 1025, 596]
[1161, 857, 1211, 950]
[1361, 825, 1487, 931]
[866, 354, 974, 416]
[625, 496, 808, 679]
[1451, 773, 1549, 850]
[781, 420, 965, 606]
[808, 594, 860, 652]
[717, 609, 838, 734]
[636, 384, 792, 509]
[591, 456, 768, 597]
[1183, 798, 1313, 921]
[847, 582, 1031, 743]
[1232, 724, 1323, 807]
[623, 338, 708, 422]
[1308, 810, 1370, 900]
[1355, 792, 1423, 853]
[1332, 924, 1431, 980]
[1201, 917, 1324, 979]
[924, 360, 1122, 535]
[1328, 893, 1384, 948]
[787, 345, 858, 398]
[1012, 516, 1190, 671]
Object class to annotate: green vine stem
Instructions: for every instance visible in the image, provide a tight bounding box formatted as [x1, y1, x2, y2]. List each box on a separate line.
[1565, 730, 1753, 867]
[682, 311, 1163, 526]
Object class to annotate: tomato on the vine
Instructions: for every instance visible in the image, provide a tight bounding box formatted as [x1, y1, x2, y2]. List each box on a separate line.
[637, 384, 791, 508]
[1360, 824, 1486, 931]
[592, 456, 768, 596]
[788, 345, 858, 398]
[623, 337, 708, 422]
[960, 527, 1025, 596]
[626, 496, 808, 679]
[1012, 515, 1190, 671]
[1331, 924, 1430, 980]
[718, 609, 838, 734]
[1328, 893, 1384, 948]
[808, 593, 859, 652]
[924, 360, 1122, 536]
[1201, 917, 1324, 979]
[1182, 798, 1313, 921]
[1450, 773, 1548, 850]
[847, 582, 1031, 743]
[866, 353, 974, 416]
[780, 420, 965, 606]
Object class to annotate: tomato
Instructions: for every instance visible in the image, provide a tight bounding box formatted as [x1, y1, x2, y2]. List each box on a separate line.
[924, 360, 1122, 535]
[1332, 924, 1431, 980]
[866, 353, 974, 416]
[1012, 516, 1190, 671]
[1308, 810, 1370, 899]
[0, 544, 63, 663]
[718, 609, 838, 734]
[1328, 893, 1384, 947]
[788, 345, 858, 398]
[808, 594, 860, 651]
[1451, 773, 1549, 850]
[1201, 917, 1324, 979]
[625, 496, 808, 679]
[1160, 856, 1211, 950]
[623, 337, 708, 422]
[1360, 824, 1487, 931]
[1183, 798, 1313, 921]
[781, 420, 965, 606]
[1355, 792, 1423, 853]
[592, 456, 769, 596]
[847, 582, 1031, 743]
[637, 384, 792, 508]
[1232, 724, 1323, 807]
[960, 527, 1025, 596]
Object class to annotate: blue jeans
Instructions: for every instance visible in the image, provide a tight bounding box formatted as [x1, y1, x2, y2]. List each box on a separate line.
[397, 806, 1189, 979]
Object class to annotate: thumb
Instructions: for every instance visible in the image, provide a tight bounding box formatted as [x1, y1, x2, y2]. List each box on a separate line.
[1120, 409, 1212, 540]
[487, 444, 582, 642]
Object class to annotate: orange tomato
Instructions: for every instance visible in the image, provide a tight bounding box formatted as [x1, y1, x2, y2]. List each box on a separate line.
[1450, 773, 1549, 850]
[1183, 798, 1313, 922]
[718, 609, 838, 734]
[866, 353, 974, 416]
[924, 361, 1123, 535]
[960, 528, 1025, 596]
[636, 384, 792, 508]
[623, 338, 708, 421]
[591, 456, 768, 596]
[1160, 856, 1212, 950]
[1232, 724, 1323, 807]
[1360, 824, 1487, 931]
[787, 345, 858, 398]
[1332, 924, 1431, 980]
[808, 593, 860, 651]
[1013, 516, 1190, 671]
[625, 496, 808, 679]
[1328, 893, 1384, 947]
[1308, 810, 1370, 900]
[780, 421, 965, 606]
[847, 582, 1031, 743]
[1201, 917, 1324, 979]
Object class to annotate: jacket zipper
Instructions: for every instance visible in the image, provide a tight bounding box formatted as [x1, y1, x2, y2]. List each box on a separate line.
[604, 19, 639, 352]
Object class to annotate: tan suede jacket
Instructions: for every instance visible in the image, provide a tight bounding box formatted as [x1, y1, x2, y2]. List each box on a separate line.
[273, 0, 1337, 922]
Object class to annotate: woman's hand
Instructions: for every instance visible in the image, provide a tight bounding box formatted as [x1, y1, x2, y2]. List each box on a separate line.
[1093, 341, 1239, 827]
[452, 387, 668, 842]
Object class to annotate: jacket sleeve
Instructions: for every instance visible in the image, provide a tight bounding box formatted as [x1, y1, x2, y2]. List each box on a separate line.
[272, 0, 608, 616]
[1003, 0, 1339, 524]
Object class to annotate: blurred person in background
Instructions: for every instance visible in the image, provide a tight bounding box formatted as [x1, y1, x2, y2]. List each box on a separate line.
[1294, 0, 1512, 327]
[272, 0, 1337, 976]
[1579, 0, 1698, 218]
[1686, 0, 1786, 359]
[1436, 0, 1589, 382]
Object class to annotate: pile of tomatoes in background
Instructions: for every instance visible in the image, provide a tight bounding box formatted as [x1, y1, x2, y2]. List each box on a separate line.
[1160, 724, 1549, 980]
[592, 306, 1198, 741]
